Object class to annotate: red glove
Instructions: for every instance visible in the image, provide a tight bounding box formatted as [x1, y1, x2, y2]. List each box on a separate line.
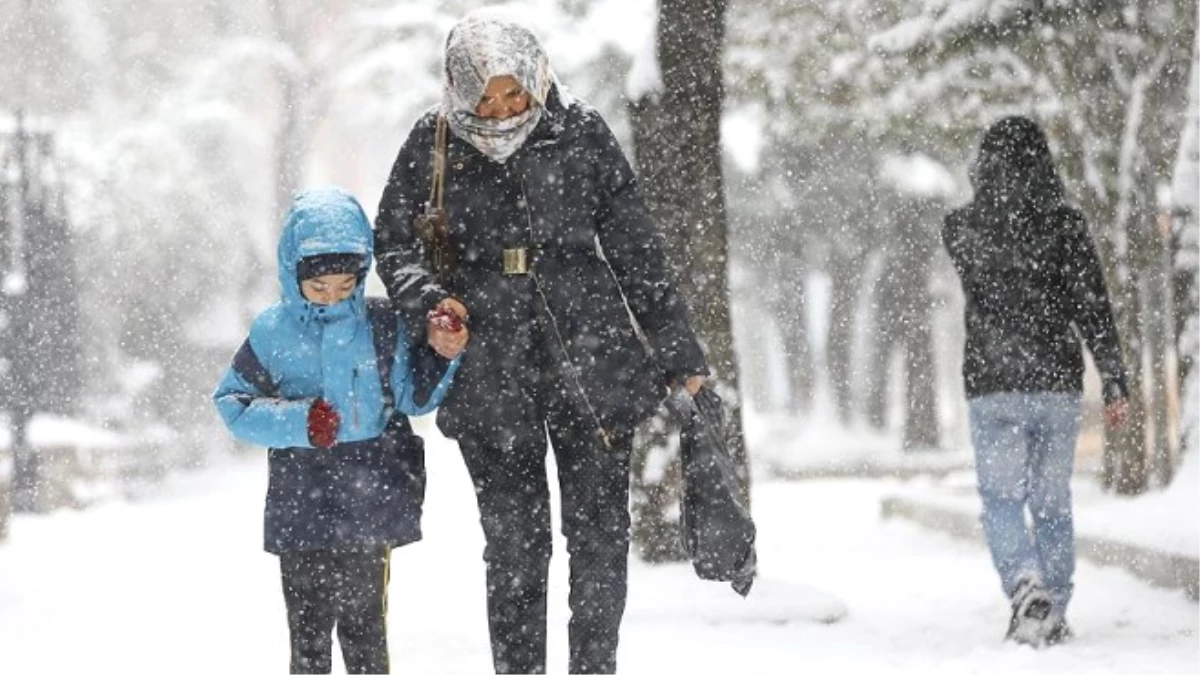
[307, 398, 340, 449]
[428, 306, 464, 333]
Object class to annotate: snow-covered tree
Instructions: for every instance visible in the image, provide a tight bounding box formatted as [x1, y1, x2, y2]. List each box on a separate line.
[721, 0, 958, 446]
[1174, 32, 1199, 460]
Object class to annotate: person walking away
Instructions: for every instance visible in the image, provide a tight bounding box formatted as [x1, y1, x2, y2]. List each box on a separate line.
[943, 116, 1129, 647]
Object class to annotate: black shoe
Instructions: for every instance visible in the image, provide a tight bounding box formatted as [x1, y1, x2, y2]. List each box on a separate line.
[1044, 619, 1072, 646]
[1006, 576, 1053, 646]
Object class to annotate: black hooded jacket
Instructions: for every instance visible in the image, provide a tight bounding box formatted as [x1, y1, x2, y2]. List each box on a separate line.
[374, 88, 707, 439]
[942, 116, 1129, 403]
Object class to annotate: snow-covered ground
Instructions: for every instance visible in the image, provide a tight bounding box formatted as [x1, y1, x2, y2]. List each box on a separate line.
[746, 407, 974, 478]
[0, 419, 1196, 674]
[890, 451, 1200, 562]
[1076, 450, 1200, 558]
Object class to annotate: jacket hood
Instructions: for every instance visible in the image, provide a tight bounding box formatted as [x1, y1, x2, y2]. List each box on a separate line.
[277, 187, 373, 318]
[970, 115, 1065, 218]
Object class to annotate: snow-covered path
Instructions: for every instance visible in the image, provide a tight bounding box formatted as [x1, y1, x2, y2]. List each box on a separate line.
[1, 424, 1196, 674]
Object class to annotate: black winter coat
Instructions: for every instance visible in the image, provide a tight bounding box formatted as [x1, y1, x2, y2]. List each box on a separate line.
[375, 90, 707, 439]
[942, 203, 1129, 403]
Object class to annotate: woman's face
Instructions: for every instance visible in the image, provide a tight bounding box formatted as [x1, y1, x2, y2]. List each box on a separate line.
[474, 75, 532, 120]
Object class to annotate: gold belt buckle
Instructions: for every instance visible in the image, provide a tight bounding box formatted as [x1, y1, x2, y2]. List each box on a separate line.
[503, 248, 529, 275]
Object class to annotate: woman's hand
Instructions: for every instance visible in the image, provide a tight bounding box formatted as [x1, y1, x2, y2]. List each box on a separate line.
[1104, 398, 1128, 429]
[428, 298, 469, 359]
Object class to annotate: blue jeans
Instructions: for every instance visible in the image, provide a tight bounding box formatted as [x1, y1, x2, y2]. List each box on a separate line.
[968, 392, 1082, 619]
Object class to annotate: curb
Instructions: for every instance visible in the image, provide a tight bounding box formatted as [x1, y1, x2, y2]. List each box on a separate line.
[880, 494, 1200, 601]
[765, 461, 973, 481]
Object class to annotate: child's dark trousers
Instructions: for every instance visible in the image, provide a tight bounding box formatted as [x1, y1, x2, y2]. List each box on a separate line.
[279, 547, 391, 674]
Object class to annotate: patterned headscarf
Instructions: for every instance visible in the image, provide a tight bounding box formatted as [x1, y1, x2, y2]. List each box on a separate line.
[441, 11, 554, 163]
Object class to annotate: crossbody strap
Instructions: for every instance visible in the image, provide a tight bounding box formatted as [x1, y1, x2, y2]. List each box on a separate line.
[366, 298, 399, 416]
[427, 115, 447, 211]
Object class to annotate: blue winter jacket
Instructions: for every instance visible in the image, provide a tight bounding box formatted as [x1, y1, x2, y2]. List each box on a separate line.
[213, 187, 459, 553]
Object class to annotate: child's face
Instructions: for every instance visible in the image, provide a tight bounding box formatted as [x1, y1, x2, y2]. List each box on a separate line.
[300, 273, 358, 306]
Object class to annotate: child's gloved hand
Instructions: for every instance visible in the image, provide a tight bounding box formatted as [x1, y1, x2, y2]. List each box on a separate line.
[307, 398, 340, 449]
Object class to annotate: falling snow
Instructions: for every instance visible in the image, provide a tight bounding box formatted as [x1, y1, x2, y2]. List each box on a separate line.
[0, 1, 1196, 673]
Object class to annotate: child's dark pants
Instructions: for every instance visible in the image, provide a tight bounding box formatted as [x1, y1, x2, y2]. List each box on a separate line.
[279, 547, 391, 674]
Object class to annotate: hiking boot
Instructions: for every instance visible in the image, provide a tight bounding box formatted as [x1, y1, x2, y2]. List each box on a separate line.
[1006, 575, 1053, 646]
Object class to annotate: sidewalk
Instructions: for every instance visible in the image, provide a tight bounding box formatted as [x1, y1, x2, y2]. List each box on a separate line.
[879, 464, 1200, 600]
[747, 410, 975, 480]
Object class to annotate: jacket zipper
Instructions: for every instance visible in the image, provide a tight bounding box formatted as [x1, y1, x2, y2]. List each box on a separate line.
[517, 174, 613, 450]
[351, 367, 361, 431]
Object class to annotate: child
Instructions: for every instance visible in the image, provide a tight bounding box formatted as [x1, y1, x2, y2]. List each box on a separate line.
[213, 187, 461, 673]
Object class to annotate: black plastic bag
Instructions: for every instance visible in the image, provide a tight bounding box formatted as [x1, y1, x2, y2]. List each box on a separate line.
[666, 386, 757, 596]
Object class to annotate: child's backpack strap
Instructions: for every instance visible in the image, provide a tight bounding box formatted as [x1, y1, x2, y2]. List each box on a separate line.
[366, 297, 399, 416]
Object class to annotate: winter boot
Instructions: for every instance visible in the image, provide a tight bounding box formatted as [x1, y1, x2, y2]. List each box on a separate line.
[1006, 575, 1053, 646]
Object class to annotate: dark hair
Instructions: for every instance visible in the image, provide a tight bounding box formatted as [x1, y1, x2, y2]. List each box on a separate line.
[970, 116, 1065, 213]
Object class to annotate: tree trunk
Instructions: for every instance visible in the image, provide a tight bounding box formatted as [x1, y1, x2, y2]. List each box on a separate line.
[1105, 244, 1150, 495]
[869, 196, 941, 448]
[772, 260, 815, 414]
[1097, 31, 1189, 495]
[826, 254, 861, 424]
[904, 210, 941, 450]
[628, 90, 687, 563]
[2, 124, 81, 511]
[903, 318, 940, 449]
[865, 321, 893, 431]
[1172, 30, 1200, 462]
[629, 0, 748, 561]
[1174, 230, 1196, 392]
[866, 247, 893, 431]
[1142, 19, 1198, 481]
[1146, 224, 1177, 484]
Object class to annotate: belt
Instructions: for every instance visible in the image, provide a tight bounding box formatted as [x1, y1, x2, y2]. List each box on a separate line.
[503, 248, 529, 275]
[492, 246, 595, 275]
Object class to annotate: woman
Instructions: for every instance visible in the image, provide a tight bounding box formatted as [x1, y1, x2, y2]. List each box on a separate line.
[374, 11, 707, 674]
[943, 116, 1129, 647]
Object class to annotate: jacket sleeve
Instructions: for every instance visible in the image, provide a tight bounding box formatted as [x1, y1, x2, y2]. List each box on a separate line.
[942, 212, 1008, 315]
[391, 327, 461, 417]
[212, 336, 316, 449]
[374, 113, 449, 343]
[586, 111, 709, 382]
[1060, 210, 1130, 403]
[942, 212, 985, 304]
